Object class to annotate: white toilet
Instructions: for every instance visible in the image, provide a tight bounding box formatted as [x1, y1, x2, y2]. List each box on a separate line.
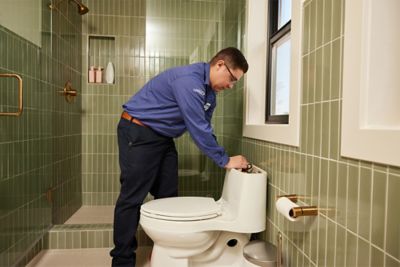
[139, 166, 267, 267]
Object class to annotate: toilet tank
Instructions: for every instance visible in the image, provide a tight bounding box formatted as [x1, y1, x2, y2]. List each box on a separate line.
[219, 166, 267, 233]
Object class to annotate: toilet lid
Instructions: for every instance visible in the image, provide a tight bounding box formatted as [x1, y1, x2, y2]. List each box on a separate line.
[140, 197, 221, 221]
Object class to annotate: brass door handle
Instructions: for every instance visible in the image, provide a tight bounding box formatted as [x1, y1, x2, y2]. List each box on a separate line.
[0, 73, 23, 116]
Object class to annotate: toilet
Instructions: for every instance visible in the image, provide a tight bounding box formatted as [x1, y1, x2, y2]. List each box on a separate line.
[139, 166, 267, 267]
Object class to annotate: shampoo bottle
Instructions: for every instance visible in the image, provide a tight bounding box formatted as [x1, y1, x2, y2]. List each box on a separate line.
[105, 62, 115, 84]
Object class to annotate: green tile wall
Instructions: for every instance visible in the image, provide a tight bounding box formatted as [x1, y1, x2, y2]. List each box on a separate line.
[240, 0, 400, 266]
[81, 0, 244, 205]
[0, 0, 82, 265]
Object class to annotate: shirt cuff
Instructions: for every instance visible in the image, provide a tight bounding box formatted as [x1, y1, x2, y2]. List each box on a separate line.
[217, 154, 230, 168]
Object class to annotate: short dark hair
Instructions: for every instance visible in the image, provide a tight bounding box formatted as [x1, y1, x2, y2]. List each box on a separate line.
[209, 47, 249, 73]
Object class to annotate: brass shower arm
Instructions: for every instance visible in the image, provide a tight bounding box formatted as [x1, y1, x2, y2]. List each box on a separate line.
[49, 0, 89, 15]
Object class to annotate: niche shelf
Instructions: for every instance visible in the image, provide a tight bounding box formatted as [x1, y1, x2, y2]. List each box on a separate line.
[88, 35, 116, 85]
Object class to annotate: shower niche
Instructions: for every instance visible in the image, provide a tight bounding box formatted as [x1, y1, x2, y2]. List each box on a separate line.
[88, 35, 116, 84]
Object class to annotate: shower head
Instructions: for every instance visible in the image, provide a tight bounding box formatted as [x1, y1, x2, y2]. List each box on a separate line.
[48, 0, 89, 15]
[71, 0, 89, 15]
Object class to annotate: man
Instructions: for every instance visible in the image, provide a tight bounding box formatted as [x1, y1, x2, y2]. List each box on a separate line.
[110, 47, 250, 266]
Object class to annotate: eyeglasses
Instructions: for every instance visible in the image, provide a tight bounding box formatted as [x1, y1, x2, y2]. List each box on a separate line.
[224, 63, 238, 84]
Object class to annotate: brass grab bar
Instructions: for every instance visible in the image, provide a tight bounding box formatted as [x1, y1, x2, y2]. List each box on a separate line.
[0, 73, 23, 116]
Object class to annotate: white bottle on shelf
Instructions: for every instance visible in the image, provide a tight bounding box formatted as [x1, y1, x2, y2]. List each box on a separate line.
[105, 61, 115, 84]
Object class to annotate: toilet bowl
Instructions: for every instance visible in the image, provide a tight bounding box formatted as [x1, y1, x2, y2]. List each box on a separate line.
[139, 166, 267, 267]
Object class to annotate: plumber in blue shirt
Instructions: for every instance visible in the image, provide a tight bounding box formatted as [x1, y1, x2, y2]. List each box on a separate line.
[110, 47, 249, 267]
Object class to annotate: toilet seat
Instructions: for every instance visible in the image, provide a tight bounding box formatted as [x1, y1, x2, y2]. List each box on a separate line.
[141, 197, 221, 221]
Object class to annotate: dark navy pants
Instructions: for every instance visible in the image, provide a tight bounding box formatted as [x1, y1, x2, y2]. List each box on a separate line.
[110, 118, 178, 267]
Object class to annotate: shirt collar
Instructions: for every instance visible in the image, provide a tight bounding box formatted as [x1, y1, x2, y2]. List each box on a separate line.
[204, 63, 211, 87]
[204, 63, 215, 97]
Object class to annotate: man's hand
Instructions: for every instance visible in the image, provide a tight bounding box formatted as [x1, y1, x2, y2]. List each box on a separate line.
[224, 155, 249, 169]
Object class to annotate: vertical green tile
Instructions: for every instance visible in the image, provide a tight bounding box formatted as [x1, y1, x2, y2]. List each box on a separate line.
[330, 39, 341, 99]
[316, 0, 324, 48]
[337, 163, 347, 226]
[386, 174, 400, 259]
[81, 231, 88, 248]
[321, 102, 330, 158]
[58, 231, 66, 249]
[331, 0, 343, 39]
[309, 0, 316, 51]
[309, 221, 319, 263]
[346, 232, 357, 267]
[300, 106, 308, 153]
[325, 220, 336, 266]
[320, 159, 329, 210]
[322, 43, 331, 101]
[370, 246, 384, 267]
[323, 0, 332, 43]
[302, 56, 309, 104]
[308, 51, 316, 103]
[327, 161, 337, 219]
[335, 225, 346, 266]
[315, 48, 323, 102]
[66, 231, 73, 249]
[357, 238, 370, 266]
[313, 103, 322, 155]
[303, 3, 310, 55]
[359, 167, 372, 240]
[317, 217, 327, 266]
[312, 157, 320, 204]
[307, 104, 315, 154]
[371, 171, 387, 249]
[329, 100, 340, 159]
[347, 165, 359, 233]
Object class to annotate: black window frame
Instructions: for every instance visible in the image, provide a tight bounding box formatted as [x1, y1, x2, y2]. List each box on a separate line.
[266, 0, 291, 124]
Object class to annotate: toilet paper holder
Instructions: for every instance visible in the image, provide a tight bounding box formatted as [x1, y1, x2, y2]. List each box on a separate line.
[276, 194, 318, 219]
[289, 206, 318, 218]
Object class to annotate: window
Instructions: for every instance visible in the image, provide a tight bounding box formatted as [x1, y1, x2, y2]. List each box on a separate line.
[243, 0, 301, 146]
[266, 0, 292, 124]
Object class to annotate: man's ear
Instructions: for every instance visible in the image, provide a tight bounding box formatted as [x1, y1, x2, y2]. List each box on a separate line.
[216, 60, 224, 68]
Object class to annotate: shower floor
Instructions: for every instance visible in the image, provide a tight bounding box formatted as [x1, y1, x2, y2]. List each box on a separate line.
[64, 205, 114, 224]
[26, 247, 151, 267]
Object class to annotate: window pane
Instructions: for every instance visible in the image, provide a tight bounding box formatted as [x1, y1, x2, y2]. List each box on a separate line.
[271, 33, 291, 115]
[278, 0, 291, 29]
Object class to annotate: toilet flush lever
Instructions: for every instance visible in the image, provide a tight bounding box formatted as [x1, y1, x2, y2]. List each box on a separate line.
[242, 163, 253, 173]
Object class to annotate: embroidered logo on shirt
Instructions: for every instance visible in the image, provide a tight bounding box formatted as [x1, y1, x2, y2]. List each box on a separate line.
[193, 88, 205, 96]
[204, 103, 211, 111]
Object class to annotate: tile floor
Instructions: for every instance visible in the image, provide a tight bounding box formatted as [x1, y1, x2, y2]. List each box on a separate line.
[26, 247, 151, 267]
[27, 206, 152, 266]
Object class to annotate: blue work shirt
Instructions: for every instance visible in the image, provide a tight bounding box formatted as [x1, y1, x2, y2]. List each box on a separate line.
[123, 62, 229, 168]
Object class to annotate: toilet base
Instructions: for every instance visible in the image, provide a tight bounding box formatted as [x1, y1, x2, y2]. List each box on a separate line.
[150, 232, 254, 267]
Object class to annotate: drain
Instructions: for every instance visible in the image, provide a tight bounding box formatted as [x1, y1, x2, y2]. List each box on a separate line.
[227, 239, 238, 247]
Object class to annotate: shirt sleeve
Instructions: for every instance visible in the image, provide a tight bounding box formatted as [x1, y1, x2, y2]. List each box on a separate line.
[171, 77, 229, 168]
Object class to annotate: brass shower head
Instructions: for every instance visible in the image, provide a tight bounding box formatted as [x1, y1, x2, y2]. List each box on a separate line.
[71, 0, 89, 15]
[48, 0, 89, 15]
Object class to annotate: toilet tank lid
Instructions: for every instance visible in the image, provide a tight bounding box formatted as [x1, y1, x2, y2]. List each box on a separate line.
[140, 197, 221, 219]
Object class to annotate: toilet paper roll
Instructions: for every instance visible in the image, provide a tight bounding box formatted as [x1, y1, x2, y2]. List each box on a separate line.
[275, 197, 300, 222]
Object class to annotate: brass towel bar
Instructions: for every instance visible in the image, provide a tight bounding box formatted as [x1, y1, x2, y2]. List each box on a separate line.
[0, 73, 23, 116]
